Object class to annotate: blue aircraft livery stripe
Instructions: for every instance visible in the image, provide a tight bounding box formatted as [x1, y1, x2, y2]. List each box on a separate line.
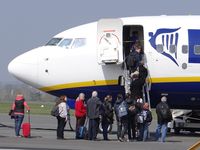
[170, 34, 173, 45]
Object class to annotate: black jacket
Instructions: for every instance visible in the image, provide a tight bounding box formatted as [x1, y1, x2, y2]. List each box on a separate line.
[87, 97, 102, 119]
[101, 101, 114, 124]
[156, 102, 172, 124]
[138, 65, 148, 83]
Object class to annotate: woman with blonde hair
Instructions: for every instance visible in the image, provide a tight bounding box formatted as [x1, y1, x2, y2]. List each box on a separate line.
[75, 93, 86, 139]
[11, 93, 30, 137]
[56, 95, 68, 139]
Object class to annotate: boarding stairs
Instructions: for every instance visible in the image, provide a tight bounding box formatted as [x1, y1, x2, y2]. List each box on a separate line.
[122, 63, 131, 94]
[143, 79, 151, 109]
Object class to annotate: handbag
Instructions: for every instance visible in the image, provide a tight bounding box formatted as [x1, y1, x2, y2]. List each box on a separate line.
[8, 109, 15, 119]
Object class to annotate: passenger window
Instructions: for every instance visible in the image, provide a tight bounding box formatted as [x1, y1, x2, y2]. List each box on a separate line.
[58, 39, 72, 49]
[169, 45, 176, 54]
[194, 45, 200, 55]
[182, 45, 188, 54]
[156, 44, 164, 53]
[46, 38, 62, 46]
[71, 38, 86, 49]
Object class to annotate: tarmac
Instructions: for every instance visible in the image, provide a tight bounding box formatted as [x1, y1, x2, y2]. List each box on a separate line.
[0, 113, 200, 150]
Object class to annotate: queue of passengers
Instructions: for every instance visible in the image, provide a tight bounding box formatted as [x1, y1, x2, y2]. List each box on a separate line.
[54, 92, 171, 142]
[51, 91, 152, 142]
[9, 91, 172, 143]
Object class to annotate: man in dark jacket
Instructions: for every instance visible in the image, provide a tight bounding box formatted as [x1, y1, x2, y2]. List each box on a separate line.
[126, 45, 142, 74]
[87, 91, 102, 140]
[155, 96, 172, 142]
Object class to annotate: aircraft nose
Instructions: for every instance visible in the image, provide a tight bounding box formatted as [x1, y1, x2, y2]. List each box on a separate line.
[8, 50, 38, 85]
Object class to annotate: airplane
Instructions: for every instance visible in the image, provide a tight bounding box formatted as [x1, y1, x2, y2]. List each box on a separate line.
[8, 15, 200, 112]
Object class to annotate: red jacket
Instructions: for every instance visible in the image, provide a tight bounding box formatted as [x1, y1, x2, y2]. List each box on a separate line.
[75, 99, 86, 117]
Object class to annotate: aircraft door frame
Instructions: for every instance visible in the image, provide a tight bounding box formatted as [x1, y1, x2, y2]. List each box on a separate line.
[97, 18, 123, 65]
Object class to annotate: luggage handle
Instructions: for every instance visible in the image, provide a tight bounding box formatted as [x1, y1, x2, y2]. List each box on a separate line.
[27, 110, 30, 123]
[84, 117, 89, 127]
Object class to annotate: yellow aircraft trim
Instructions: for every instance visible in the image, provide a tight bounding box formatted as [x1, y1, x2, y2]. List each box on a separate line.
[39, 77, 200, 92]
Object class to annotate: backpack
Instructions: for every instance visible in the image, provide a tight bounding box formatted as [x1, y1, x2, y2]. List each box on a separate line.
[127, 53, 136, 67]
[160, 103, 171, 121]
[136, 110, 152, 124]
[118, 101, 128, 118]
[136, 112, 145, 124]
[51, 105, 59, 117]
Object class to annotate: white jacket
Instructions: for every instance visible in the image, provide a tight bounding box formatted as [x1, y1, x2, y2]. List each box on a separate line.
[58, 102, 68, 118]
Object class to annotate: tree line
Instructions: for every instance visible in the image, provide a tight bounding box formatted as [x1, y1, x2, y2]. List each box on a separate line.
[0, 82, 56, 102]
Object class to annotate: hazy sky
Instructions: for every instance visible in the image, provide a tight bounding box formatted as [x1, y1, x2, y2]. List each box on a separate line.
[0, 0, 199, 83]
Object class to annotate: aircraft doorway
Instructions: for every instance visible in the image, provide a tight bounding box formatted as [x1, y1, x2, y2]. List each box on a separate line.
[123, 25, 144, 59]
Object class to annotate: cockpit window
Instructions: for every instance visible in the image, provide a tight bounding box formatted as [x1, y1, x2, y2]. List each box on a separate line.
[46, 38, 62, 46]
[58, 39, 72, 49]
[71, 38, 86, 49]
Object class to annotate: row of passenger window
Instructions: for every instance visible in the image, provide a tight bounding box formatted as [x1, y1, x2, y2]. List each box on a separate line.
[46, 38, 86, 49]
[156, 44, 200, 55]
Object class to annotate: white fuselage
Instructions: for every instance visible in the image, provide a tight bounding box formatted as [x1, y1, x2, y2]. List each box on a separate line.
[8, 16, 200, 109]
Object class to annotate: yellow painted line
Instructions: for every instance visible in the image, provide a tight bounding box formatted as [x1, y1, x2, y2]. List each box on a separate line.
[39, 77, 200, 92]
[187, 140, 200, 150]
[149, 77, 200, 83]
[39, 80, 118, 92]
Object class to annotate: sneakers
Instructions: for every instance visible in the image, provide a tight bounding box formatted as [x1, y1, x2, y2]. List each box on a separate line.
[118, 137, 124, 142]
[16, 135, 22, 138]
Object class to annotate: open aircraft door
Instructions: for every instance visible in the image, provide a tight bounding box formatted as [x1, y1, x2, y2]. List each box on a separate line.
[97, 19, 123, 65]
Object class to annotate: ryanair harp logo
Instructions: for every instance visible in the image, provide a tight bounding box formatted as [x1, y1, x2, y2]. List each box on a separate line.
[149, 28, 181, 66]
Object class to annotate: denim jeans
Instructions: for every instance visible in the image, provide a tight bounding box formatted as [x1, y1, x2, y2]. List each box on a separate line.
[143, 123, 150, 141]
[155, 123, 167, 142]
[88, 118, 98, 140]
[137, 123, 144, 141]
[14, 115, 24, 136]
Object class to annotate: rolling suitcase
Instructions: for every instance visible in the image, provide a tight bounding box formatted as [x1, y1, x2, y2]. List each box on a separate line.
[78, 118, 88, 139]
[78, 126, 87, 139]
[22, 111, 31, 138]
